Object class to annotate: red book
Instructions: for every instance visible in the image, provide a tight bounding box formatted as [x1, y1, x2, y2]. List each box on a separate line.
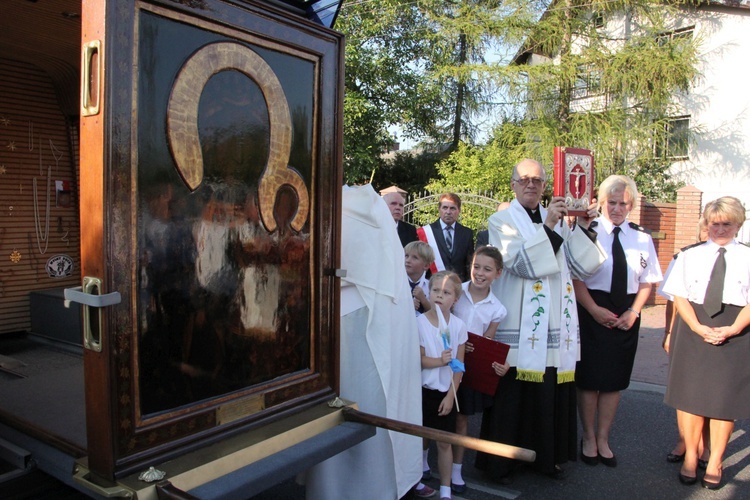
[462, 333, 510, 396]
[553, 146, 595, 217]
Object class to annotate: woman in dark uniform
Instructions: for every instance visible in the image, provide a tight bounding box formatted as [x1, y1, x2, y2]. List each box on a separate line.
[663, 196, 750, 489]
[573, 175, 663, 467]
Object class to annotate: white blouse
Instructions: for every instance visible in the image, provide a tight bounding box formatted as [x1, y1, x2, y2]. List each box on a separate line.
[662, 239, 750, 307]
[453, 281, 507, 336]
[583, 217, 663, 293]
[418, 313, 468, 393]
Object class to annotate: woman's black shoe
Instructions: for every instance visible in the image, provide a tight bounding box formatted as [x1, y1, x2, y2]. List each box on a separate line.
[679, 472, 697, 485]
[580, 440, 599, 466]
[701, 478, 722, 490]
[698, 459, 708, 470]
[666, 452, 685, 463]
[598, 453, 617, 468]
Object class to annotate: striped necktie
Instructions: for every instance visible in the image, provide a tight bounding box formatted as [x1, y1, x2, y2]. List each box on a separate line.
[445, 225, 453, 252]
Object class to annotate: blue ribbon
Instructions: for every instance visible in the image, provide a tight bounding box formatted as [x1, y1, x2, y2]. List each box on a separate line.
[442, 332, 465, 373]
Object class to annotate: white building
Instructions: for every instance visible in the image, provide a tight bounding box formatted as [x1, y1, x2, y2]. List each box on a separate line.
[521, 1, 750, 240]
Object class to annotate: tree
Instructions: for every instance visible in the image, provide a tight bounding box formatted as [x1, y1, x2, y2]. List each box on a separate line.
[480, 0, 700, 200]
[337, 0, 443, 185]
[337, 0, 528, 185]
[339, 1, 701, 201]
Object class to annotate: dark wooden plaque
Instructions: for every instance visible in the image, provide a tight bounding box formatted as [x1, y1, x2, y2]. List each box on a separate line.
[553, 147, 595, 216]
[79, 0, 343, 480]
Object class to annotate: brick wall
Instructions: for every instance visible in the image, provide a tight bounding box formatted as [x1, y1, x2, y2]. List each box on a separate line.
[628, 186, 702, 305]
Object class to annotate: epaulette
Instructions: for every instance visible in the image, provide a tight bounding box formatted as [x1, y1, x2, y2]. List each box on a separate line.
[628, 221, 651, 234]
[672, 240, 707, 259]
[589, 221, 598, 228]
[679, 241, 707, 253]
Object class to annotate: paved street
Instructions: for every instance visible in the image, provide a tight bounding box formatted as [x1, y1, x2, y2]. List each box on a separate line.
[255, 305, 750, 499]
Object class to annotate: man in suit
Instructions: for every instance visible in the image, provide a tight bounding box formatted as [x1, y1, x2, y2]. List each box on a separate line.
[383, 192, 419, 247]
[419, 193, 474, 282]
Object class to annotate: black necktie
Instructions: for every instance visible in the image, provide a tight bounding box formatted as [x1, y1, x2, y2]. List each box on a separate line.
[610, 226, 628, 308]
[445, 225, 453, 252]
[703, 247, 727, 317]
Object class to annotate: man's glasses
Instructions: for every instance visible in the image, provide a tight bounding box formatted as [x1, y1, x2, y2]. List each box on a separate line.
[512, 177, 545, 186]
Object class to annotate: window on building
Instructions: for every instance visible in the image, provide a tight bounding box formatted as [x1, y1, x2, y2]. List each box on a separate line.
[657, 26, 694, 47]
[572, 65, 603, 100]
[655, 116, 690, 160]
[592, 12, 605, 29]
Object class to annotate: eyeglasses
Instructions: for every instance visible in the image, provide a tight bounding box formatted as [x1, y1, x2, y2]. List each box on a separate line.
[512, 177, 545, 186]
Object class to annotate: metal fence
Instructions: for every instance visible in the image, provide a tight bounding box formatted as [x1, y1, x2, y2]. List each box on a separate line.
[403, 191, 508, 232]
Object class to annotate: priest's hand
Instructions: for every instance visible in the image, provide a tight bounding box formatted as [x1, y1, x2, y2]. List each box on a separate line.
[544, 196, 568, 230]
[576, 198, 599, 229]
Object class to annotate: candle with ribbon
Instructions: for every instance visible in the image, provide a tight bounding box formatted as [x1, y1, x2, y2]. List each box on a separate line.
[436, 304, 465, 412]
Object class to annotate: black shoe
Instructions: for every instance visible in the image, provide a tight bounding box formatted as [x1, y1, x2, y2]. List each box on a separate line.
[547, 465, 567, 480]
[598, 453, 617, 468]
[580, 439, 598, 466]
[451, 482, 467, 494]
[679, 472, 697, 485]
[666, 452, 685, 463]
[488, 472, 513, 486]
[701, 477, 722, 490]
[495, 473, 513, 485]
[698, 459, 708, 470]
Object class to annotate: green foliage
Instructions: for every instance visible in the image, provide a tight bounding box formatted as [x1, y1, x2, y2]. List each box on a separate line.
[371, 149, 441, 194]
[339, 0, 701, 203]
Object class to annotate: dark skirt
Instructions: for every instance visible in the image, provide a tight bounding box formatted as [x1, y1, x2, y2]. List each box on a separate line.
[475, 367, 577, 478]
[575, 289, 640, 392]
[422, 387, 457, 432]
[665, 302, 750, 420]
[456, 385, 493, 416]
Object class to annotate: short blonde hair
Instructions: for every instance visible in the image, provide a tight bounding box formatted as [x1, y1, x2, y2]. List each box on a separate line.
[404, 240, 435, 265]
[428, 271, 462, 298]
[702, 196, 746, 228]
[598, 175, 639, 210]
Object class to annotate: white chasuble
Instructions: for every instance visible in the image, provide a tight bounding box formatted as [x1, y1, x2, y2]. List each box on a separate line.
[304, 185, 422, 500]
[488, 200, 605, 383]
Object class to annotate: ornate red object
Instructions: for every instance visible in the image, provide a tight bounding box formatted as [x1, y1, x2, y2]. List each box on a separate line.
[553, 147, 595, 216]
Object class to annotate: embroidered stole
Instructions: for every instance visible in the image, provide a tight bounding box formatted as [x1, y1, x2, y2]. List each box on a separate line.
[508, 200, 578, 384]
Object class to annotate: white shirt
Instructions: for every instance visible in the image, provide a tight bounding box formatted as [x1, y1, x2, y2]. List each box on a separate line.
[656, 258, 677, 301]
[662, 239, 750, 306]
[453, 282, 507, 336]
[583, 217, 662, 293]
[418, 313, 468, 392]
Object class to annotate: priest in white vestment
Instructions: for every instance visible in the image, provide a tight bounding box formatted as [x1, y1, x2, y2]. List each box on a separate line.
[476, 159, 605, 482]
[304, 184, 423, 499]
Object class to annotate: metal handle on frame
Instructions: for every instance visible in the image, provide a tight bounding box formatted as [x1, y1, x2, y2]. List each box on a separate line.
[81, 40, 101, 116]
[64, 277, 121, 353]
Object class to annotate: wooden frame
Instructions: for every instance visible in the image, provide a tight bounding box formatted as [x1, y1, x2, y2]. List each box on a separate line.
[79, 0, 343, 480]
